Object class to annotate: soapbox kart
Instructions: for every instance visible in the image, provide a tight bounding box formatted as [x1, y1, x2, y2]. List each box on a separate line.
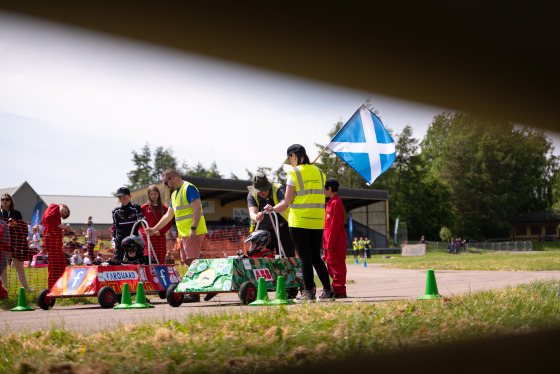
[166, 212, 303, 306]
[37, 220, 181, 310]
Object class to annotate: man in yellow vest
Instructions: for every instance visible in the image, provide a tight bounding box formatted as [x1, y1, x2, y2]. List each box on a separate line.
[247, 172, 295, 257]
[146, 168, 217, 302]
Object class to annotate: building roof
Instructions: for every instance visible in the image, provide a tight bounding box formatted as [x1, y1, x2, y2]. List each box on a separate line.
[135, 175, 389, 212]
[40, 195, 117, 225]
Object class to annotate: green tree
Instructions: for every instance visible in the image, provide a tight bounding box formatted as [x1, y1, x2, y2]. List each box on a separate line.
[127, 143, 152, 189]
[376, 126, 453, 240]
[152, 146, 178, 181]
[422, 112, 558, 239]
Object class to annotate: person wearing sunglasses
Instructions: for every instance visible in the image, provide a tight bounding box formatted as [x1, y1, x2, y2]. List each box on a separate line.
[1, 194, 30, 291]
[146, 168, 217, 303]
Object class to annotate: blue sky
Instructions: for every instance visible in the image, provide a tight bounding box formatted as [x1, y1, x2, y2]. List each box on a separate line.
[2, 11, 554, 197]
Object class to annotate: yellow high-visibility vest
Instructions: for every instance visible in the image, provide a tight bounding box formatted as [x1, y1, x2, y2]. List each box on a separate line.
[250, 183, 290, 232]
[287, 164, 325, 229]
[171, 181, 207, 237]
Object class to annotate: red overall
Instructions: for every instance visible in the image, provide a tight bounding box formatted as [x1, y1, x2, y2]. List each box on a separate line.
[42, 204, 67, 288]
[323, 194, 347, 295]
[140, 204, 172, 264]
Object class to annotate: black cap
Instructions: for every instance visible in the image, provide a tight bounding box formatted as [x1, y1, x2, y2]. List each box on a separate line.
[286, 144, 305, 156]
[116, 187, 131, 197]
[325, 178, 340, 190]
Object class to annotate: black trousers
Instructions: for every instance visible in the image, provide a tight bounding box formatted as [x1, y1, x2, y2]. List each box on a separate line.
[289, 227, 330, 292]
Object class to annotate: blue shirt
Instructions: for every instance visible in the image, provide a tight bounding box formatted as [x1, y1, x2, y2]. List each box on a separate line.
[169, 183, 200, 208]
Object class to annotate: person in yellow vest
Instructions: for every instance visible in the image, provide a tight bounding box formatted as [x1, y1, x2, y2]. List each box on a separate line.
[352, 237, 359, 260]
[364, 237, 371, 258]
[146, 168, 217, 303]
[269, 144, 332, 302]
[247, 172, 295, 257]
[358, 237, 365, 258]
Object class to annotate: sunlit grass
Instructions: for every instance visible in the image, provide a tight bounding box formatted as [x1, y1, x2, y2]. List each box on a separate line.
[349, 251, 560, 271]
[1, 280, 559, 373]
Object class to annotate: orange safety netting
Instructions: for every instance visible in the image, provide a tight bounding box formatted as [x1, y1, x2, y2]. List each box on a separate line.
[0, 221, 250, 297]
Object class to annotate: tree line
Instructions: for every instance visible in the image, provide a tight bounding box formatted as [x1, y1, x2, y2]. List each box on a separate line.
[127, 111, 559, 241]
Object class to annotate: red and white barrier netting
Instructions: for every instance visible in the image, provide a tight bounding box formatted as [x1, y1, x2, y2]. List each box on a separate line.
[0, 221, 250, 296]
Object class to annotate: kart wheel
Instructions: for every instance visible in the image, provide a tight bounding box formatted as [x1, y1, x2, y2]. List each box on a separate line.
[159, 290, 167, 299]
[286, 287, 299, 299]
[166, 283, 184, 307]
[98, 286, 117, 308]
[239, 281, 257, 305]
[37, 288, 56, 310]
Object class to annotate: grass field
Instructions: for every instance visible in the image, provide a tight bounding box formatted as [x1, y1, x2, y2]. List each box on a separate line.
[2, 247, 560, 309]
[1, 279, 559, 373]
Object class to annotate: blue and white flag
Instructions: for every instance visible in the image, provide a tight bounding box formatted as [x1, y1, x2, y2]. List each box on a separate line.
[327, 104, 395, 184]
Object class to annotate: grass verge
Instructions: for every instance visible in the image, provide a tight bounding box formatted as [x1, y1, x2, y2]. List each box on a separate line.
[1, 279, 559, 373]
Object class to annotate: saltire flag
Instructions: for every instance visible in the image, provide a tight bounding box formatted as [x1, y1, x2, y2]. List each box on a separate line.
[327, 104, 396, 185]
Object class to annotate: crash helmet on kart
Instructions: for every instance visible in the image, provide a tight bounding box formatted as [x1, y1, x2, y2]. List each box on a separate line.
[244, 230, 271, 256]
[122, 235, 145, 258]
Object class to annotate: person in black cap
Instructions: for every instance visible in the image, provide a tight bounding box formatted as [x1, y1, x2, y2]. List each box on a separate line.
[270, 144, 332, 302]
[111, 187, 144, 263]
[247, 172, 295, 257]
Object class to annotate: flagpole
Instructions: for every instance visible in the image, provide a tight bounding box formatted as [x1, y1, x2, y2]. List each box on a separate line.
[312, 144, 329, 164]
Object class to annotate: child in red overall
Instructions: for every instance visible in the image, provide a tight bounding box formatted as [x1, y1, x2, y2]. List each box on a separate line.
[323, 178, 348, 298]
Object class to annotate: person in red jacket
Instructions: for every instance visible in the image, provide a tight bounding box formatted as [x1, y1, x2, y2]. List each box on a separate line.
[323, 178, 348, 298]
[42, 204, 72, 288]
[0, 219, 9, 299]
[139, 185, 172, 264]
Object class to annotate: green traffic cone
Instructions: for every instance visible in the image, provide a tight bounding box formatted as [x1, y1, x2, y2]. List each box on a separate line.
[249, 277, 270, 306]
[114, 283, 132, 309]
[269, 276, 295, 305]
[130, 282, 155, 309]
[417, 269, 441, 300]
[11, 287, 34, 312]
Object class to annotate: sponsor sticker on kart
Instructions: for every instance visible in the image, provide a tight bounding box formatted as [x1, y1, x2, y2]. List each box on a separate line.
[253, 268, 273, 281]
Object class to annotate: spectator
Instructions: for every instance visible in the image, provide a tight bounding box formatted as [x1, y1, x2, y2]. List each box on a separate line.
[29, 225, 42, 254]
[111, 187, 143, 263]
[42, 203, 72, 288]
[139, 185, 172, 264]
[323, 178, 347, 298]
[420, 235, 426, 243]
[1, 193, 30, 291]
[0, 219, 9, 299]
[364, 237, 371, 258]
[352, 237, 359, 261]
[83, 253, 92, 266]
[70, 249, 83, 265]
[84, 219, 98, 258]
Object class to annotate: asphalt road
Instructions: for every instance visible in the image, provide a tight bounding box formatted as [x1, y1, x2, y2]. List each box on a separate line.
[2, 264, 560, 335]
